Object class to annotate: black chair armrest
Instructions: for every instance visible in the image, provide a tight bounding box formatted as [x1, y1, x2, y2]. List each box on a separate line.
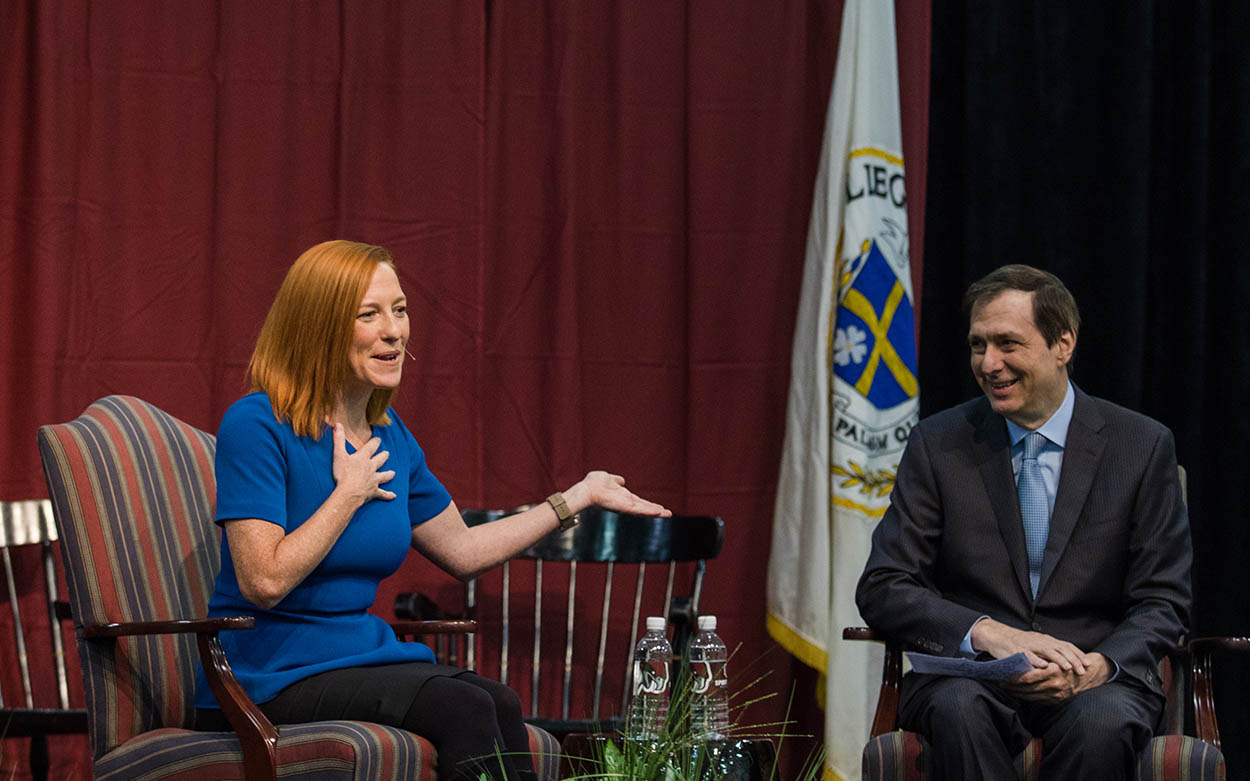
[80, 616, 277, 781]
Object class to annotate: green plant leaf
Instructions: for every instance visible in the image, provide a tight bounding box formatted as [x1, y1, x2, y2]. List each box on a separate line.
[602, 737, 625, 773]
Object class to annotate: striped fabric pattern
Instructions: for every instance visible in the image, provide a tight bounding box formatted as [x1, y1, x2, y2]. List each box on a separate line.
[1138, 735, 1226, 781]
[1014, 738, 1041, 781]
[526, 723, 560, 781]
[861, 731, 927, 781]
[858, 732, 1037, 781]
[38, 396, 559, 780]
[97, 722, 433, 780]
[862, 732, 1223, 781]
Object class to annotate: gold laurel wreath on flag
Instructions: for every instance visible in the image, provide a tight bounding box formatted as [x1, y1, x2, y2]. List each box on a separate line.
[831, 461, 896, 497]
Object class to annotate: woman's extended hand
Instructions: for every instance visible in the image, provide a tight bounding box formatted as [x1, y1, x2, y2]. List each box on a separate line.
[332, 423, 397, 506]
[564, 470, 672, 517]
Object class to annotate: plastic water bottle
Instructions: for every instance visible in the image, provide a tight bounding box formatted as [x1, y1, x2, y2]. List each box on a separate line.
[627, 616, 671, 741]
[688, 615, 729, 740]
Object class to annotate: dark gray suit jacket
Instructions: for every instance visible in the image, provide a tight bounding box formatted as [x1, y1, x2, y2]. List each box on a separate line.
[856, 386, 1192, 694]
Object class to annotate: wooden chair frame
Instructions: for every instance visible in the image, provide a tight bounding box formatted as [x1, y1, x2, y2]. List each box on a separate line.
[842, 627, 1250, 751]
[72, 613, 475, 780]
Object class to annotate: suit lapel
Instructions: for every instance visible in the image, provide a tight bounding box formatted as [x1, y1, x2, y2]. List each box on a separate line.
[971, 401, 1034, 601]
[1038, 387, 1106, 598]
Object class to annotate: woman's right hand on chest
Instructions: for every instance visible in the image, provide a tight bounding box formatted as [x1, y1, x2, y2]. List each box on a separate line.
[332, 423, 397, 506]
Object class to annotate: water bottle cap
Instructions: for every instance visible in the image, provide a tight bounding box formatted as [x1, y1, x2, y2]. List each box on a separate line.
[645, 616, 666, 632]
[697, 615, 717, 631]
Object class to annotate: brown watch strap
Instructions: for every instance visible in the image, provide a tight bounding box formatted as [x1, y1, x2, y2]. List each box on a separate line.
[546, 492, 580, 532]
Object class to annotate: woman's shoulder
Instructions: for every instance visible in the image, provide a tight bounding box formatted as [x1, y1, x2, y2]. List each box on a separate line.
[220, 392, 289, 437]
[223, 391, 274, 420]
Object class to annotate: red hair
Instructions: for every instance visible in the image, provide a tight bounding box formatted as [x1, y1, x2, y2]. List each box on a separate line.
[248, 240, 397, 437]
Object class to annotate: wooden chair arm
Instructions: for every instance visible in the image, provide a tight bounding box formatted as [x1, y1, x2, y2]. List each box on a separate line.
[79, 615, 255, 638]
[80, 616, 277, 781]
[842, 626, 902, 738]
[844, 627, 1250, 749]
[842, 627, 881, 642]
[391, 592, 476, 647]
[390, 619, 478, 637]
[1187, 636, 1250, 653]
[1184, 635, 1250, 750]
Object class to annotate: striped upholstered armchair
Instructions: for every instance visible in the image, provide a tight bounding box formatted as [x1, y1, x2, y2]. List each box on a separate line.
[843, 626, 1246, 781]
[37, 396, 559, 781]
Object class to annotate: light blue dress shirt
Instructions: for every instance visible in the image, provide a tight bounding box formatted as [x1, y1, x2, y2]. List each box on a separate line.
[1004, 382, 1075, 517]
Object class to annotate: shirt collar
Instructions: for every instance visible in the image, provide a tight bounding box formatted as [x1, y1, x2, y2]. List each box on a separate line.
[1006, 380, 1075, 449]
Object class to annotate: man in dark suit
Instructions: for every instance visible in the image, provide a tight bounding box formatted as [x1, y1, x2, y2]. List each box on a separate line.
[856, 265, 1191, 779]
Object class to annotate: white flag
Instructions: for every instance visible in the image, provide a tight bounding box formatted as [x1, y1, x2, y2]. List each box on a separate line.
[765, 1, 919, 778]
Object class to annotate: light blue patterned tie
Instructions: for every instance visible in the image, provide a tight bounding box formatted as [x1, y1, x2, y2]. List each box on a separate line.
[1018, 432, 1048, 597]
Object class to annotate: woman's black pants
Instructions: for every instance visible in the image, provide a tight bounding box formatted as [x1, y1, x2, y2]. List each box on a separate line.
[196, 663, 537, 780]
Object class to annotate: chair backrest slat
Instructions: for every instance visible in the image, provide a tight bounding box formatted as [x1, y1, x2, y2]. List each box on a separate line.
[622, 563, 647, 718]
[501, 560, 510, 683]
[690, 559, 706, 616]
[561, 561, 577, 720]
[663, 562, 676, 621]
[39, 538, 73, 709]
[530, 559, 542, 713]
[592, 561, 614, 716]
[1, 546, 31, 707]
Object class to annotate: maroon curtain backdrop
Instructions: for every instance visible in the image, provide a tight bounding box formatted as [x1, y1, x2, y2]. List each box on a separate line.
[0, 2, 928, 777]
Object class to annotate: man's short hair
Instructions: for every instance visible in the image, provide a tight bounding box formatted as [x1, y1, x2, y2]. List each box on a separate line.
[962, 264, 1080, 347]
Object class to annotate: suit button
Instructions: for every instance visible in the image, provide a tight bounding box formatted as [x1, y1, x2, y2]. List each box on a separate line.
[1031, 622, 1041, 631]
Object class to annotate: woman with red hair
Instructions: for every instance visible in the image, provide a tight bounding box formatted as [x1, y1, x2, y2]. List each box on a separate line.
[193, 240, 669, 781]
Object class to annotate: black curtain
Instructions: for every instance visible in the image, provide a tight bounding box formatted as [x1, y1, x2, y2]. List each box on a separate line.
[922, 1, 1250, 777]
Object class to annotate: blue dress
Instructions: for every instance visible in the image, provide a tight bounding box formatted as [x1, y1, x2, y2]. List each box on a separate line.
[194, 392, 453, 709]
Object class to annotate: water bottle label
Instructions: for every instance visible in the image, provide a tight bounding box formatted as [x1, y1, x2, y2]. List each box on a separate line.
[633, 659, 669, 695]
[691, 660, 726, 694]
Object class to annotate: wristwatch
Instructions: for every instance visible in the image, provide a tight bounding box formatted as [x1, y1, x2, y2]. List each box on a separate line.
[546, 492, 580, 532]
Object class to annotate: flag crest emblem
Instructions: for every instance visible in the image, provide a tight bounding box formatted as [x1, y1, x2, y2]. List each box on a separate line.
[833, 241, 918, 410]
